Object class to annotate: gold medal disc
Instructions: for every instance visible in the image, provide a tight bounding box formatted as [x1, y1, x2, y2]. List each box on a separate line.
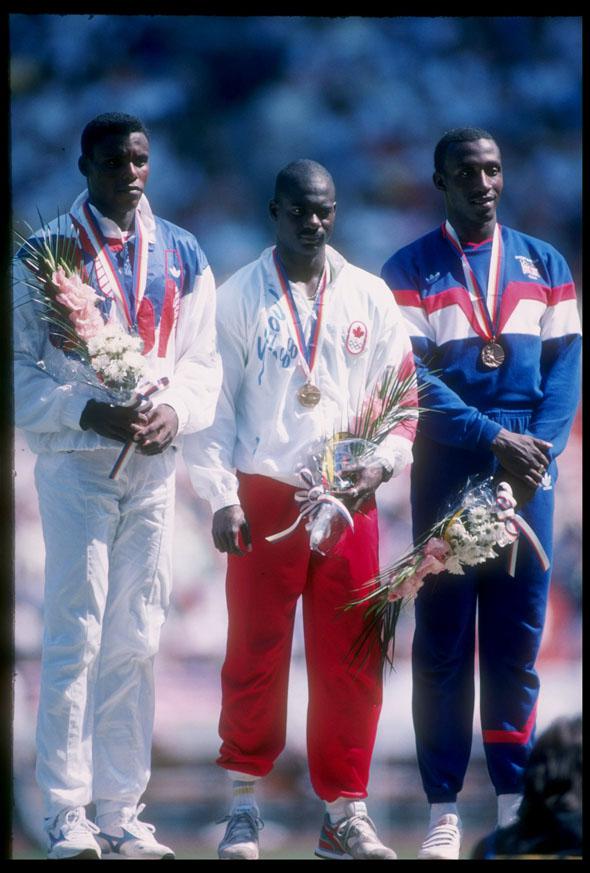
[480, 341, 505, 369]
[297, 382, 321, 407]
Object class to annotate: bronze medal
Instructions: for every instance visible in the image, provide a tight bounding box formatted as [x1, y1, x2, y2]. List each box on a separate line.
[297, 382, 321, 407]
[480, 341, 505, 369]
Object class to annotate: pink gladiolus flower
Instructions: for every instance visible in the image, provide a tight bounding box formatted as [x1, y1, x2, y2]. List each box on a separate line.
[387, 573, 425, 602]
[52, 267, 99, 310]
[70, 308, 105, 340]
[423, 536, 452, 562]
[417, 553, 447, 579]
[52, 268, 104, 341]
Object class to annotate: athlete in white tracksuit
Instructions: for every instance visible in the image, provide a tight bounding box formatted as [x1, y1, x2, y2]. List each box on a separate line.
[13, 114, 221, 857]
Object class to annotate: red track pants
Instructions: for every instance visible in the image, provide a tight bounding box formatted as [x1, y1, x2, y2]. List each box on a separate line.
[217, 473, 383, 802]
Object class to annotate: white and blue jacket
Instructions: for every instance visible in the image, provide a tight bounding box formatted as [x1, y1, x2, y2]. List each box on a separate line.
[13, 192, 222, 454]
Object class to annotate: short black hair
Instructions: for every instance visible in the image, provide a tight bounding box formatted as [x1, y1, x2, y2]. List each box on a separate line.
[434, 127, 497, 173]
[80, 112, 149, 158]
[274, 159, 335, 201]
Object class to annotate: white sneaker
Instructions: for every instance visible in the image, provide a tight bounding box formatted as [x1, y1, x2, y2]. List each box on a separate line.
[315, 801, 397, 860]
[217, 806, 264, 860]
[418, 813, 462, 860]
[45, 807, 102, 860]
[96, 803, 175, 859]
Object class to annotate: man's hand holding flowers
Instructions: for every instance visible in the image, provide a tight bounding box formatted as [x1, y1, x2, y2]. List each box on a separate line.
[491, 429, 552, 490]
[80, 394, 153, 443]
[331, 459, 393, 514]
[131, 403, 179, 455]
[80, 394, 178, 456]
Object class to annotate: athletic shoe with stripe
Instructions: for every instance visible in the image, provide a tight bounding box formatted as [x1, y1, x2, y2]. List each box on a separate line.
[418, 813, 462, 860]
[96, 803, 175, 859]
[45, 806, 102, 860]
[315, 801, 397, 860]
[217, 806, 264, 860]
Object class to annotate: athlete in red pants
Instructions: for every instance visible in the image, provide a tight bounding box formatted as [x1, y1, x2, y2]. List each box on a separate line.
[185, 159, 416, 859]
[219, 474, 382, 801]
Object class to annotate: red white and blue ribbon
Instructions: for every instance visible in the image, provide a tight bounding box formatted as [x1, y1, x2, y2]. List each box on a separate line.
[109, 377, 170, 480]
[443, 220, 503, 342]
[272, 248, 327, 385]
[265, 467, 354, 544]
[495, 481, 550, 577]
[71, 199, 149, 328]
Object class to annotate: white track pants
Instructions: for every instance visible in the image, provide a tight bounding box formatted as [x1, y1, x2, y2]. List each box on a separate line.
[33, 447, 176, 819]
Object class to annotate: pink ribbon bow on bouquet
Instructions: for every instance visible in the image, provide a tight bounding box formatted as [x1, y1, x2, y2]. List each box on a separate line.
[495, 481, 550, 577]
[265, 467, 354, 546]
[108, 377, 170, 480]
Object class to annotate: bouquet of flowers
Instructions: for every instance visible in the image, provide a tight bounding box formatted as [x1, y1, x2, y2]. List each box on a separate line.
[345, 476, 549, 670]
[15, 216, 163, 478]
[266, 363, 420, 554]
[16, 217, 146, 397]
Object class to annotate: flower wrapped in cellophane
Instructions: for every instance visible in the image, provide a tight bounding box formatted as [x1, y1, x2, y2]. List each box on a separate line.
[266, 364, 420, 554]
[14, 215, 167, 477]
[345, 476, 550, 670]
[15, 216, 146, 401]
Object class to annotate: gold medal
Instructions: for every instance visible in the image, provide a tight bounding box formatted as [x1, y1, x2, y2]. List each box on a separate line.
[480, 341, 505, 369]
[297, 382, 321, 407]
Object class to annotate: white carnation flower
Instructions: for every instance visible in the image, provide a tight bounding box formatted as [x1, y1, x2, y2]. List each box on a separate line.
[467, 506, 487, 524]
[446, 520, 469, 543]
[444, 554, 465, 575]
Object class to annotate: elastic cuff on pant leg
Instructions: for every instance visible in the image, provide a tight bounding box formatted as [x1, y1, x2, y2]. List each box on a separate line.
[427, 794, 459, 804]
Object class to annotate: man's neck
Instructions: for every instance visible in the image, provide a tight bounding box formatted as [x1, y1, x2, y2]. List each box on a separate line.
[89, 198, 136, 233]
[449, 216, 497, 246]
[276, 244, 326, 284]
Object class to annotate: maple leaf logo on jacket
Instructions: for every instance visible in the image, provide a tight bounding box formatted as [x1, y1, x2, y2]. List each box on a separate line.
[346, 321, 368, 355]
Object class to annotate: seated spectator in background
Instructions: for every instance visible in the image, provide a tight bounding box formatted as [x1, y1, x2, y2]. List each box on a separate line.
[471, 714, 582, 859]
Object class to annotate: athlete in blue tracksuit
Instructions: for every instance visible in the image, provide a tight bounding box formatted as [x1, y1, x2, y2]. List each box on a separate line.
[381, 128, 581, 859]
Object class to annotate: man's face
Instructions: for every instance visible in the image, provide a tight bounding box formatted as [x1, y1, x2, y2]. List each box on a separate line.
[81, 132, 150, 220]
[434, 138, 503, 230]
[269, 174, 336, 259]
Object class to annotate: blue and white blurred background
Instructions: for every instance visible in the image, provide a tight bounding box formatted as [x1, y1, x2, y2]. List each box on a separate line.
[10, 14, 582, 859]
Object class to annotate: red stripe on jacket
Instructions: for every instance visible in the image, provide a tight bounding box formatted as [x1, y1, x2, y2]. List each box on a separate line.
[158, 278, 177, 358]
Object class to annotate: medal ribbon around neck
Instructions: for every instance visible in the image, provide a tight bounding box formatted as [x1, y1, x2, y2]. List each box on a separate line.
[443, 220, 503, 342]
[71, 199, 149, 329]
[272, 247, 327, 384]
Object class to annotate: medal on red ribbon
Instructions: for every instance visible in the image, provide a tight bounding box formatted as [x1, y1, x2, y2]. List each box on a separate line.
[273, 248, 327, 407]
[443, 221, 505, 369]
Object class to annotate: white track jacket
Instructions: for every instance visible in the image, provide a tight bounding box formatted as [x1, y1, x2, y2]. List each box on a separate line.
[185, 245, 416, 512]
[13, 193, 222, 454]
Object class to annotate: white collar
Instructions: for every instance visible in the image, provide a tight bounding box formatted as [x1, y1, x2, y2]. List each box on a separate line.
[70, 190, 157, 243]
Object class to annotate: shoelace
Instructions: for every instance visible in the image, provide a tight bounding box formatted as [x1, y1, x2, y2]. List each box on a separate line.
[57, 809, 100, 836]
[336, 813, 381, 848]
[116, 803, 157, 840]
[218, 809, 264, 843]
[422, 822, 460, 848]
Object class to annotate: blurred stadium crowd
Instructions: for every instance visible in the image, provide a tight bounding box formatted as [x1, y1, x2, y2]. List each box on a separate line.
[10, 13, 581, 857]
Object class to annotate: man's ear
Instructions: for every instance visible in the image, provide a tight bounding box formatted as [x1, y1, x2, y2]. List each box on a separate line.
[78, 155, 89, 177]
[433, 171, 446, 192]
[269, 199, 278, 221]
